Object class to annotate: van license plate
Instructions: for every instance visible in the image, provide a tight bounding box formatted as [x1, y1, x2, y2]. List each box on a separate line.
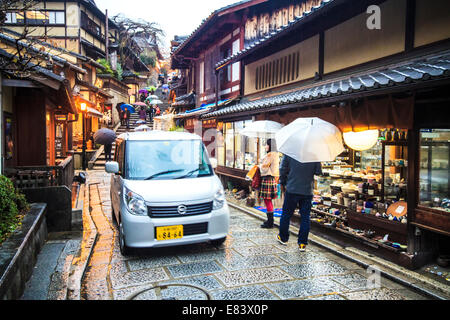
[156, 225, 183, 241]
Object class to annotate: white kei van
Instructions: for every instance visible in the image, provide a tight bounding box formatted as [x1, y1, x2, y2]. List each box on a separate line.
[106, 131, 230, 255]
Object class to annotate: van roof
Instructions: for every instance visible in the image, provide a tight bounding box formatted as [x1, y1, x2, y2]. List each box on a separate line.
[117, 130, 203, 141]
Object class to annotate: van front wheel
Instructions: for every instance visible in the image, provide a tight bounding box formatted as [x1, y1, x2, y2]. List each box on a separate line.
[211, 237, 227, 246]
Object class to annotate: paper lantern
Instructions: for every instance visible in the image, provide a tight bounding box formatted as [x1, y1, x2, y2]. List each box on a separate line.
[343, 130, 379, 151]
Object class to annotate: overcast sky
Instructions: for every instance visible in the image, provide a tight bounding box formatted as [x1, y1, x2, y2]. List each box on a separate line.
[94, 0, 239, 57]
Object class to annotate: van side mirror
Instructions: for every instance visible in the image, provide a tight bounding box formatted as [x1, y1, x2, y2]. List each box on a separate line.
[105, 161, 119, 174]
[209, 158, 218, 169]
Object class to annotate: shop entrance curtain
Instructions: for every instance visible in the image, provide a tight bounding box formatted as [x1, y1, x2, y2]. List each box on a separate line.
[269, 95, 415, 132]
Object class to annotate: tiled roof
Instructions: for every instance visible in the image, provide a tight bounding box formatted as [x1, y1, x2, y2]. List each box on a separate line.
[172, 93, 195, 107]
[202, 52, 450, 119]
[0, 31, 87, 74]
[171, 0, 255, 56]
[215, 0, 334, 70]
[175, 93, 194, 102]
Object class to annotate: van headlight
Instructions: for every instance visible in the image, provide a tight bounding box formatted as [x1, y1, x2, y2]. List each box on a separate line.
[124, 188, 148, 216]
[213, 188, 225, 210]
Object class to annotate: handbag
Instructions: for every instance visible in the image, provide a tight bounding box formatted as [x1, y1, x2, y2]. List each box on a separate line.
[246, 165, 259, 180]
[251, 166, 261, 189]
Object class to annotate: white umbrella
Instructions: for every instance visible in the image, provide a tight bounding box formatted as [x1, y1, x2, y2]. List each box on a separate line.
[240, 120, 283, 138]
[150, 99, 163, 105]
[135, 125, 151, 132]
[275, 117, 345, 163]
[147, 95, 159, 99]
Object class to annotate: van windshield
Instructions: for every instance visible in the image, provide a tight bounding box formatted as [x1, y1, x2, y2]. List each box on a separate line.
[125, 140, 213, 180]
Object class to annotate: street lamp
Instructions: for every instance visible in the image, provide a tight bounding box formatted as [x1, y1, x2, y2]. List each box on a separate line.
[80, 103, 87, 170]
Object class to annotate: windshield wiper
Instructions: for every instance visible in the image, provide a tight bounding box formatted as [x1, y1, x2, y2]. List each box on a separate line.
[175, 168, 202, 180]
[144, 169, 184, 180]
[175, 168, 211, 179]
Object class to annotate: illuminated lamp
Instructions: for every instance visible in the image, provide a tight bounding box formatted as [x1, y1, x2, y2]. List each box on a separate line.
[343, 130, 379, 151]
[80, 102, 87, 112]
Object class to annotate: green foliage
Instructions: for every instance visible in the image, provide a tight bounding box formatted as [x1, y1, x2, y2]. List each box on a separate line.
[97, 59, 124, 82]
[116, 62, 123, 81]
[140, 52, 157, 68]
[0, 175, 29, 245]
[169, 126, 185, 132]
[96, 58, 114, 76]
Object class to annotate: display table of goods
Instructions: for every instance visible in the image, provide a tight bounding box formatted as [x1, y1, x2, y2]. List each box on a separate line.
[313, 167, 408, 252]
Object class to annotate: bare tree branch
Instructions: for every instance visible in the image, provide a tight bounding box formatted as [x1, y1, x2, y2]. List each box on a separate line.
[111, 13, 165, 69]
[0, 0, 64, 78]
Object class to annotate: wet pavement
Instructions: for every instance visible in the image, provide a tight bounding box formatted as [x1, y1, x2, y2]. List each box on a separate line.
[80, 170, 430, 300]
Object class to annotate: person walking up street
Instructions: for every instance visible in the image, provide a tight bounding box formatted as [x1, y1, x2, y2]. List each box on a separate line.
[277, 155, 322, 252]
[124, 107, 131, 129]
[139, 107, 147, 122]
[104, 142, 113, 162]
[259, 139, 280, 229]
[147, 106, 153, 122]
[116, 104, 124, 126]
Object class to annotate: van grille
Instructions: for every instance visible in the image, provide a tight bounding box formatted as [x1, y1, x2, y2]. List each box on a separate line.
[148, 202, 213, 218]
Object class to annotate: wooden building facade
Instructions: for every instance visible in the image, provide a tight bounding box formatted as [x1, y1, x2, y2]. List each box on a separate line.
[174, 0, 450, 269]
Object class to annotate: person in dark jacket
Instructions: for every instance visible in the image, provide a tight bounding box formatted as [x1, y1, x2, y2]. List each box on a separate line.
[124, 107, 131, 129]
[146, 106, 153, 122]
[116, 104, 124, 126]
[104, 142, 113, 162]
[276, 155, 322, 252]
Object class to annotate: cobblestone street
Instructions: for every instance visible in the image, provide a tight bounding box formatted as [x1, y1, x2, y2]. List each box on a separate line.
[80, 170, 430, 300]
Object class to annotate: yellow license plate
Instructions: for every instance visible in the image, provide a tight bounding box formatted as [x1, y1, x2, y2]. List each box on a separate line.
[156, 225, 183, 241]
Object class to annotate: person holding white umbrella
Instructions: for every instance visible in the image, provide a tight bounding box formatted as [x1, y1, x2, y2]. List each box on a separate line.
[275, 117, 344, 252]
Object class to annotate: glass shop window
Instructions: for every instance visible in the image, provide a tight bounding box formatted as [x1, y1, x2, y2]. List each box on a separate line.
[244, 120, 258, 169]
[217, 122, 225, 167]
[234, 121, 245, 170]
[225, 123, 234, 168]
[419, 129, 450, 212]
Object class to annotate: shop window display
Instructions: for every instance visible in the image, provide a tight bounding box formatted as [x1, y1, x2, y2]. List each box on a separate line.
[220, 121, 260, 170]
[419, 129, 450, 212]
[311, 128, 409, 252]
[244, 120, 258, 168]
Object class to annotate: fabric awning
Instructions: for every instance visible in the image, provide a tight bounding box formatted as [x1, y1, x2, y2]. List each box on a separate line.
[87, 107, 103, 118]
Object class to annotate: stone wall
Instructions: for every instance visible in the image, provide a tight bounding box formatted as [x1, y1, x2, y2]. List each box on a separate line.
[22, 187, 72, 232]
[0, 203, 47, 300]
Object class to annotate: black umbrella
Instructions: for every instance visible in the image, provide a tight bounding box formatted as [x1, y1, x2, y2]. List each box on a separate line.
[94, 128, 116, 145]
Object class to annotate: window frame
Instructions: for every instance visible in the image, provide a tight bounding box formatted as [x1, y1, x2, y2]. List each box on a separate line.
[4, 10, 66, 26]
[222, 119, 258, 171]
[417, 128, 450, 214]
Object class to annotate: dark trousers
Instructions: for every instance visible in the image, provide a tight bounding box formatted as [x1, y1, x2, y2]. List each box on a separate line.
[104, 143, 112, 161]
[279, 192, 313, 245]
[125, 117, 130, 128]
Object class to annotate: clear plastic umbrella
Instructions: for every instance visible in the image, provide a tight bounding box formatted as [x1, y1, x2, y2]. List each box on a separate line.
[275, 117, 345, 163]
[149, 100, 163, 105]
[240, 120, 283, 138]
